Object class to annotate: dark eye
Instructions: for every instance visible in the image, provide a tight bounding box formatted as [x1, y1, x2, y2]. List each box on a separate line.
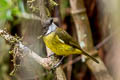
[49, 18, 53, 24]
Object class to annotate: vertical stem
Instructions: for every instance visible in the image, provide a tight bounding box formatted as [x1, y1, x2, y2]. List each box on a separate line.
[55, 67, 67, 80]
[70, 0, 113, 80]
[67, 55, 72, 80]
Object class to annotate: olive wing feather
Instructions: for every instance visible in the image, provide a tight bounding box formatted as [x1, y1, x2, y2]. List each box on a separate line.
[55, 28, 81, 49]
[55, 28, 99, 63]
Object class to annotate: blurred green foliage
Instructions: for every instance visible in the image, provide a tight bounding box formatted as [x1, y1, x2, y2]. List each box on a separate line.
[0, 0, 25, 21]
[0, 0, 25, 79]
[0, 0, 58, 80]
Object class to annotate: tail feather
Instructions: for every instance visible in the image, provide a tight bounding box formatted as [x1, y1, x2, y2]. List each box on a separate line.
[82, 49, 99, 63]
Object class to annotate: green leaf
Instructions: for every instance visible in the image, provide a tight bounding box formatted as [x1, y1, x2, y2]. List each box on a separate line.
[0, 0, 25, 20]
[6, 10, 13, 20]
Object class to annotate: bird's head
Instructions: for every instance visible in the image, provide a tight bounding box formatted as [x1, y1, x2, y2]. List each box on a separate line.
[42, 18, 57, 35]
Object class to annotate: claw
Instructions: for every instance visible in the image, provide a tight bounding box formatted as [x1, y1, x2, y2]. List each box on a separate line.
[48, 53, 55, 57]
[52, 56, 65, 69]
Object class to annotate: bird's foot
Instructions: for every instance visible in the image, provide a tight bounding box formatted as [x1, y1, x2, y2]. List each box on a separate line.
[48, 53, 55, 57]
[52, 56, 65, 69]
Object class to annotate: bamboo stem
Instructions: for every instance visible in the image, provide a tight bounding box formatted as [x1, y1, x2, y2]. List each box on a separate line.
[69, 0, 113, 80]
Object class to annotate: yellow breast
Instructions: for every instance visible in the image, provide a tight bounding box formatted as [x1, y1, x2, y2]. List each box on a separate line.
[43, 32, 82, 56]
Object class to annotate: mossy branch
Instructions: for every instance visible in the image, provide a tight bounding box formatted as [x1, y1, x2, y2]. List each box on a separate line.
[0, 29, 66, 80]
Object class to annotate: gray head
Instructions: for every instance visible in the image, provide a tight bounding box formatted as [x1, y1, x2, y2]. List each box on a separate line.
[43, 18, 57, 35]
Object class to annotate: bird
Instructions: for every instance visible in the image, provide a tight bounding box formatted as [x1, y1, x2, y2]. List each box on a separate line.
[42, 18, 99, 68]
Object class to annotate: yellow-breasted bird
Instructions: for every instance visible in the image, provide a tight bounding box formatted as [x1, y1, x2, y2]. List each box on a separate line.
[42, 18, 99, 67]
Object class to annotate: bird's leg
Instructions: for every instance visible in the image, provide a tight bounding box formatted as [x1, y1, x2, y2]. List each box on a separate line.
[53, 56, 65, 69]
[48, 52, 55, 57]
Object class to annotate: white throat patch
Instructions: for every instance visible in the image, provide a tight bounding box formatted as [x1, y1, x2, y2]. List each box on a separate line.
[46, 23, 57, 35]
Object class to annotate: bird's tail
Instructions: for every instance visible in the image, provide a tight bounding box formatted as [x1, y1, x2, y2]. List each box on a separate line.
[82, 49, 99, 63]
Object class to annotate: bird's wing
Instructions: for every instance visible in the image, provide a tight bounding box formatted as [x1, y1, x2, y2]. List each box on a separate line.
[56, 28, 99, 63]
[55, 28, 81, 49]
